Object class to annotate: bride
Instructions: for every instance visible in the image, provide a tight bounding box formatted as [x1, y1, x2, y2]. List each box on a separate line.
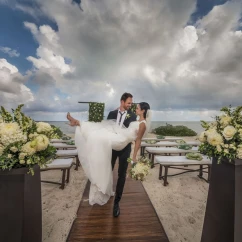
[67, 102, 151, 206]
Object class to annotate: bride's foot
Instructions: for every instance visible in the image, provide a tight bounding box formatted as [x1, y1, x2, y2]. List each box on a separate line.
[66, 112, 80, 126]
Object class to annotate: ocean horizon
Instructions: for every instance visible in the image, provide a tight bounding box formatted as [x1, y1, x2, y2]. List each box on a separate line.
[46, 121, 206, 135]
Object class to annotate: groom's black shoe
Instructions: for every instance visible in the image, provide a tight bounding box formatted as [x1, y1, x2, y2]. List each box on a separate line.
[113, 202, 120, 217]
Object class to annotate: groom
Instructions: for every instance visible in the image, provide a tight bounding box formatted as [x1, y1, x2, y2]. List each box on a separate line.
[107, 92, 137, 217]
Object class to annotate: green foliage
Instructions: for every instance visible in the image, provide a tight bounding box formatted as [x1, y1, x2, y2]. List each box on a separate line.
[0, 106, 13, 122]
[88, 102, 105, 122]
[156, 135, 165, 139]
[50, 125, 63, 138]
[130, 103, 137, 114]
[61, 135, 72, 140]
[186, 153, 203, 161]
[66, 140, 75, 145]
[177, 144, 192, 150]
[153, 123, 197, 136]
[145, 140, 158, 144]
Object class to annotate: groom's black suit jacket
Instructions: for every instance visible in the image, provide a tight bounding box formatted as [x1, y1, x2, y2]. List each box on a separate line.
[107, 109, 136, 128]
[107, 109, 136, 149]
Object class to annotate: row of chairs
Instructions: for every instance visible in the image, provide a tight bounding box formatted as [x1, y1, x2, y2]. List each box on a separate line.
[141, 139, 212, 186]
[40, 140, 79, 189]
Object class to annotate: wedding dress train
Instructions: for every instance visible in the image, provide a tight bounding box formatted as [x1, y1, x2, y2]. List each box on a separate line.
[75, 120, 145, 205]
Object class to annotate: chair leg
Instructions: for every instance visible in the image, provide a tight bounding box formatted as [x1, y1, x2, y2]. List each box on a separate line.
[151, 154, 155, 168]
[60, 169, 66, 189]
[66, 168, 70, 183]
[207, 165, 211, 183]
[74, 156, 78, 171]
[198, 165, 203, 178]
[159, 164, 163, 180]
[163, 166, 169, 186]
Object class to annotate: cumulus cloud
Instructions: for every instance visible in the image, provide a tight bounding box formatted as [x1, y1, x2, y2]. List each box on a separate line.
[0, 46, 20, 57]
[1, 0, 242, 120]
[0, 59, 34, 110]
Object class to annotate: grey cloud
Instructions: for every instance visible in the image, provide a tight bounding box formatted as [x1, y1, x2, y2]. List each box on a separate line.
[1, 0, 242, 117]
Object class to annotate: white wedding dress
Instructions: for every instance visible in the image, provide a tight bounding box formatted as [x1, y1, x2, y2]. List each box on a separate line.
[75, 120, 146, 205]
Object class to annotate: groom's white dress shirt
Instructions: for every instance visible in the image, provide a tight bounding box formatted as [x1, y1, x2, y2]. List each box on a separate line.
[116, 109, 127, 127]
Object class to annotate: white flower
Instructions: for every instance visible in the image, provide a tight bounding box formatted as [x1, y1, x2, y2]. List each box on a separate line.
[207, 132, 223, 146]
[19, 153, 27, 160]
[10, 146, 18, 153]
[198, 131, 206, 142]
[35, 135, 49, 151]
[205, 129, 217, 136]
[237, 148, 242, 159]
[224, 149, 229, 154]
[36, 122, 52, 134]
[216, 145, 222, 152]
[222, 126, 237, 140]
[0, 122, 27, 146]
[7, 154, 12, 158]
[27, 159, 31, 165]
[0, 144, 4, 155]
[21, 142, 36, 155]
[229, 144, 236, 150]
[220, 115, 232, 127]
[19, 160, 25, 164]
[238, 129, 242, 139]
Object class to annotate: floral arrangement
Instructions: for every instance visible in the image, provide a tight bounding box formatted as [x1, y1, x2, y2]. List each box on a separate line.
[198, 106, 242, 163]
[145, 140, 158, 144]
[186, 153, 203, 161]
[88, 102, 105, 122]
[177, 144, 192, 150]
[0, 105, 57, 174]
[66, 140, 75, 145]
[61, 134, 72, 140]
[175, 139, 186, 144]
[156, 135, 165, 139]
[127, 156, 151, 181]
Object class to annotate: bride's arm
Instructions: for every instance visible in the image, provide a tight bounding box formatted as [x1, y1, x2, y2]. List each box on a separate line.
[132, 123, 146, 162]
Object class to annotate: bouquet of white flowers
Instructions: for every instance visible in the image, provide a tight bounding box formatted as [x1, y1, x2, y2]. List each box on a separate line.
[127, 156, 151, 181]
[198, 106, 242, 163]
[0, 105, 57, 174]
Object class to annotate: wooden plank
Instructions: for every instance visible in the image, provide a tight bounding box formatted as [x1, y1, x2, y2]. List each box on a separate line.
[67, 165, 169, 242]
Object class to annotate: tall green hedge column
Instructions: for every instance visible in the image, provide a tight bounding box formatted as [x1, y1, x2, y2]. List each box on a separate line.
[130, 103, 137, 114]
[88, 102, 105, 122]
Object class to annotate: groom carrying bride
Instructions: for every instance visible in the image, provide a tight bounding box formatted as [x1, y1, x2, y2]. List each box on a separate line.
[107, 93, 137, 217]
[67, 93, 150, 216]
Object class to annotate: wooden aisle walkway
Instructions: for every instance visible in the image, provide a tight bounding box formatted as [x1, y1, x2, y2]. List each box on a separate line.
[67, 165, 169, 242]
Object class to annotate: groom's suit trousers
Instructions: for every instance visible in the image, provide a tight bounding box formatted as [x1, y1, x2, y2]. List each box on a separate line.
[111, 143, 131, 203]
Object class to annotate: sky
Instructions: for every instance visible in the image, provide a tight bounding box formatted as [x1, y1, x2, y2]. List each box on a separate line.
[0, 0, 241, 121]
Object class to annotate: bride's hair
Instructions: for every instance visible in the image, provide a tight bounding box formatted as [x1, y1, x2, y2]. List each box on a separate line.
[139, 102, 150, 118]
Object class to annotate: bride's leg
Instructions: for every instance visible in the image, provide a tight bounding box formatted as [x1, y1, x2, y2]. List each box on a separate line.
[66, 112, 80, 126]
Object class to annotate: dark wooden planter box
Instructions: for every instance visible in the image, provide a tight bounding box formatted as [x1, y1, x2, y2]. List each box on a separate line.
[201, 157, 242, 242]
[0, 165, 42, 242]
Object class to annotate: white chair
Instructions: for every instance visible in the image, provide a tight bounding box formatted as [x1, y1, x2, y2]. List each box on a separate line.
[51, 143, 77, 149]
[41, 158, 74, 189]
[146, 147, 199, 168]
[154, 155, 212, 186]
[50, 139, 74, 143]
[56, 149, 80, 170]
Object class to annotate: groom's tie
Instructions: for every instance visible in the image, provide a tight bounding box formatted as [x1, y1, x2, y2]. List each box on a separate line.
[118, 111, 125, 126]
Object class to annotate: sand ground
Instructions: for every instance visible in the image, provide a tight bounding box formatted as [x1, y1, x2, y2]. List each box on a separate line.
[42, 133, 208, 242]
